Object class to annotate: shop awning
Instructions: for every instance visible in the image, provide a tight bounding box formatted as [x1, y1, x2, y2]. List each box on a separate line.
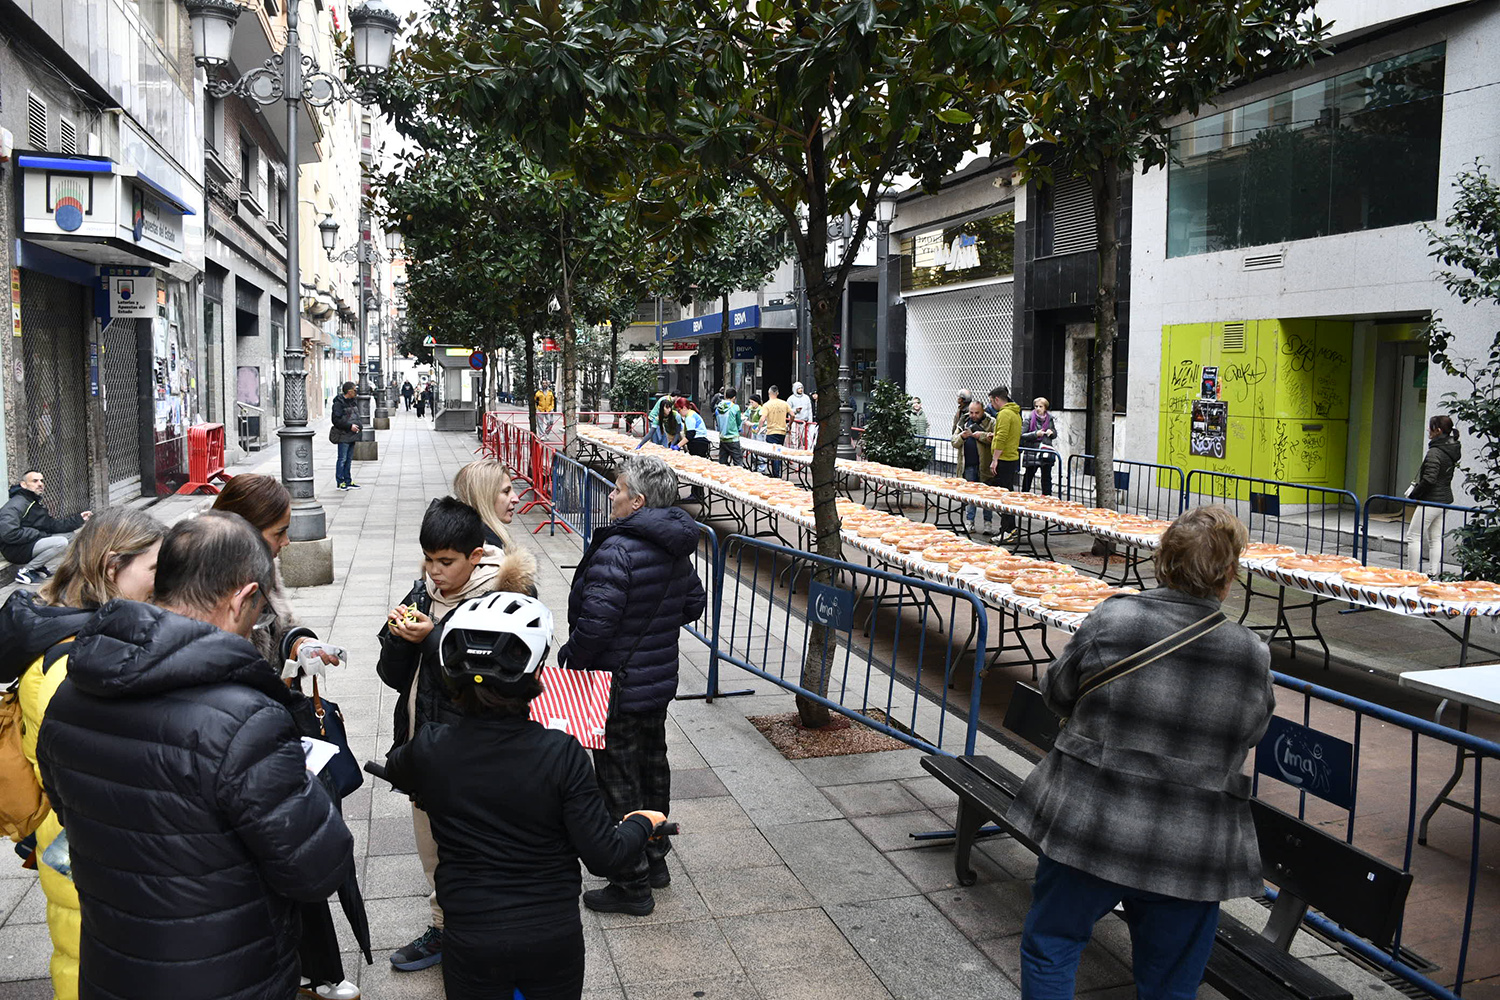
[17, 153, 193, 267]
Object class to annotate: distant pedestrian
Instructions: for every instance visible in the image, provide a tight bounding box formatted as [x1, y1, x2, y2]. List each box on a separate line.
[951, 390, 974, 434]
[0, 470, 91, 586]
[560, 456, 707, 916]
[1020, 396, 1058, 496]
[909, 397, 929, 439]
[759, 386, 792, 477]
[953, 400, 995, 533]
[677, 397, 711, 459]
[37, 512, 355, 1000]
[1009, 505, 1274, 1000]
[535, 380, 557, 435]
[1405, 415, 1461, 574]
[2, 507, 164, 1000]
[988, 387, 1022, 543]
[787, 382, 813, 448]
[715, 388, 743, 466]
[331, 382, 362, 491]
[420, 383, 435, 418]
[402, 380, 415, 410]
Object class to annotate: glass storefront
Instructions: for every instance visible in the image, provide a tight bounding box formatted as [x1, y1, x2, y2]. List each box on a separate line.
[1167, 43, 1445, 257]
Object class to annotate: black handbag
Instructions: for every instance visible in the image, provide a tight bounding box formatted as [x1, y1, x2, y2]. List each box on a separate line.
[291, 676, 363, 800]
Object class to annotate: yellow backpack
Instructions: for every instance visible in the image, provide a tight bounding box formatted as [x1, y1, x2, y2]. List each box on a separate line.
[0, 640, 70, 842]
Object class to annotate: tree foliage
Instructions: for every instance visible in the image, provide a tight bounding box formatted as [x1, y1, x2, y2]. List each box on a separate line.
[1424, 162, 1500, 580]
[861, 380, 930, 471]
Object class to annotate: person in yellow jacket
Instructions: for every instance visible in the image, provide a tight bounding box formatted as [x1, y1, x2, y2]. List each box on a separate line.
[6, 507, 164, 1000]
[987, 386, 1024, 542]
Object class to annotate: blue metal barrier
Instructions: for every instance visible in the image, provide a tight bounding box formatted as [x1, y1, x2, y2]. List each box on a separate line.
[1260, 670, 1498, 999]
[550, 451, 614, 544]
[1065, 453, 1187, 519]
[1184, 470, 1361, 557]
[713, 534, 990, 755]
[1360, 494, 1494, 574]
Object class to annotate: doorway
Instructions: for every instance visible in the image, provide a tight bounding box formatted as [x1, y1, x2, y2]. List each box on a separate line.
[1364, 338, 1429, 506]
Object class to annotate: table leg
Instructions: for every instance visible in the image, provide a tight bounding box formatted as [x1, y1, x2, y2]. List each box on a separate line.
[1420, 703, 1469, 845]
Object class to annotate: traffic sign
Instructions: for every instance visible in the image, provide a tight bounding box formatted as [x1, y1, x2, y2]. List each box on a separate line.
[422, 334, 436, 347]
[469, 350, 486, 370]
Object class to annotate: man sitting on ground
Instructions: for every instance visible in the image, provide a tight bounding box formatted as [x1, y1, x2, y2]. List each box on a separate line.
[0, 470, 90, 585]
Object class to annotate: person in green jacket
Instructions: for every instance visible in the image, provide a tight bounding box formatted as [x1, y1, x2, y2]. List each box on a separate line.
[716, 389, 744, 466]
[953, 400, 996, 532]
[987, 386, 1023, 541]
[909, 397, 930, 439]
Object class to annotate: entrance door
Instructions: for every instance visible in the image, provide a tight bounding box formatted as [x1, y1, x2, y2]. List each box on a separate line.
[101, 317, 143, 502]
[19, 271, 92, 512]
[1366, 340, 1428, 502]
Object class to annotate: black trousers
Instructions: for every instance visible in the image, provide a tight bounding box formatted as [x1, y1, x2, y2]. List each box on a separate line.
[297, 900, 345, 986]
[592, 707, 671, 891]
[991, 459, 1020, 531]
[444, 918, 585, 1000]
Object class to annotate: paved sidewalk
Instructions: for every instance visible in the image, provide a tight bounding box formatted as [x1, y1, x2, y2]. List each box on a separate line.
[1, 410, 1394, 999]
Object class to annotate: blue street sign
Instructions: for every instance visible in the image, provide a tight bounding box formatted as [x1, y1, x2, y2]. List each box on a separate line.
[1254, 716, 1355, 809]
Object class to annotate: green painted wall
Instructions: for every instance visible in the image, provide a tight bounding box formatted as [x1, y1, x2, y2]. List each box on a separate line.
[1159, 319, 1354, 498]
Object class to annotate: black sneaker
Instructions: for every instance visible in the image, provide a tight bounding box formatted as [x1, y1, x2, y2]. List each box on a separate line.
[583, 884, 655, 916]
[648, 857, 671, 889]
[336, 483, 349, 491]
[14, 567, 50, 586]
[345, 482, 362, 490]
[389, 925, 442, 971]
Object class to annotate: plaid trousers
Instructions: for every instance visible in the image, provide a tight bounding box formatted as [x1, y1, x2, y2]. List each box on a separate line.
[592, 707, 672, 891]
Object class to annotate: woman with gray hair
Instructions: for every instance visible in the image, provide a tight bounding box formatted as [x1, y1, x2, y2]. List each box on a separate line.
[558, 456, 707, 916]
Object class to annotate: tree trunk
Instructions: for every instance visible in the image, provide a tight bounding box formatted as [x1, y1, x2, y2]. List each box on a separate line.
[559, 215, 578, 457]
[1091, 164, 1120, 514]
[524, 326, 538, 436]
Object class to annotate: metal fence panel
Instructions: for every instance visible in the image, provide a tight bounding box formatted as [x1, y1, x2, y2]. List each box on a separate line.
[1185, 470, 1361, 557]
[1361, 494, 1495, 574]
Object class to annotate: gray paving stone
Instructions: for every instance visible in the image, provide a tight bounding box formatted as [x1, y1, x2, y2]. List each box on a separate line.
[0, 924, 52, 982]
[898, 774, 960, 812]
[822, 779, 926, 818]
[583, 987, 628, 1000]
[623, 973, 758, 999]
[749, 962, 896, 1000]
[671, 828, 782, 875]
[761, 820, 918, 906]
[603, 919, 740, 986]
[720, 907, 861, 971]
[352, 949, 446, 994]
[926, 877, 1034, 941]
[977, 835, 1040, 880]
[362, 854, 433, 900]
[712, 758, 844, 828]
[367, 814, 417, 856]
[592, 880, 710, 929]
[670, 767, 730, 800]
[0, 978, 54, 999]
[5, 882, 45, 926]
[829, 895, 1020, 1000]
[666, 795, 754, 834]
[849, 808, 949, 852]
[690, 865, 818, 917]
[979, 932, 1133, 992]
[0, 876, 34, 924]
[885, 842, 1009, 894]
[1303, 955, 1400, 996]
[791, 748, 931, 786]
[361, 894, 435, 952]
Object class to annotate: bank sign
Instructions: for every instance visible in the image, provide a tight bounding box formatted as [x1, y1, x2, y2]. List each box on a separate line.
[1253, 716, 1355, 809]
[659, 305, 762, 343]
[18, 154, 190, 267]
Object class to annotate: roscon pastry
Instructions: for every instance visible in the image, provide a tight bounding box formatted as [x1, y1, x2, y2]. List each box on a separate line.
[1275, 553, 1362, 572]
[1339, 567, 1429, 588]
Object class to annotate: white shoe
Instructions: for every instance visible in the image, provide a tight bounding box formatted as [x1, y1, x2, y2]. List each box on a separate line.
[300, 979, 360, 1000]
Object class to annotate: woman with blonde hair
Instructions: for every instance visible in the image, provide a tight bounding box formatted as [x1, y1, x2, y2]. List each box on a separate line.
[0, 507, 165, 1000]
[453, 458, 519, 551]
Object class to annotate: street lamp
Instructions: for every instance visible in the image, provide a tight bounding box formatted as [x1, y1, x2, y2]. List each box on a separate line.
[874, 188, 898, 384]
[186, 0, 398, 584]
[323, 218, 401, 420]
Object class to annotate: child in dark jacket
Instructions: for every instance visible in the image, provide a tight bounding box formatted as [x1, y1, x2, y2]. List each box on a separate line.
[383, 592, 664, 1000]
[376, 497, 537, 972]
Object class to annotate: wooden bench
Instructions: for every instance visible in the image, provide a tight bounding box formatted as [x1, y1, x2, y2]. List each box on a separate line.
[920, 682, 1413, 1000]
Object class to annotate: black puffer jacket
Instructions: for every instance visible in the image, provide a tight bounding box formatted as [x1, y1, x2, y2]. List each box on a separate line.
[330, 393, 359, 444]
[559, 506, 707, 713]
[37, 600, 354, 1000]
[1413, 433, 1461, 504]
[0, 590, 94, 684]
[0, 486, 85, 565]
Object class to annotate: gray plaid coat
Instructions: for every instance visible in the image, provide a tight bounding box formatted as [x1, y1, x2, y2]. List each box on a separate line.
[1007, 588, 1275, 901]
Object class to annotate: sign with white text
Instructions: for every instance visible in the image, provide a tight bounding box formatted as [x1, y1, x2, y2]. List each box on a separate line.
[1254, 716, 1354, 809]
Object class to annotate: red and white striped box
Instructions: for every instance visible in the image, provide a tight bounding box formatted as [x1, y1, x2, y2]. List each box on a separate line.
[530, 665, 611, 750]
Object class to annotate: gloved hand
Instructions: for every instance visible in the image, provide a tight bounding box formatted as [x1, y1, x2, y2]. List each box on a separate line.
[281, 641, 348, 680]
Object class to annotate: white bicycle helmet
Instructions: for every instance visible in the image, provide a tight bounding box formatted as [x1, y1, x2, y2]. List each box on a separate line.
[439, 592, 554, 688]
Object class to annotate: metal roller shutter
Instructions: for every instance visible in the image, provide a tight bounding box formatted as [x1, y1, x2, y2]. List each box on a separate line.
[19, 272, 92, 512]
[903, 281, 1015, 424]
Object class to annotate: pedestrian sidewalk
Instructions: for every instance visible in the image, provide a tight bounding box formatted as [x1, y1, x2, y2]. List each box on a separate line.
[1, 410, 1395, 999]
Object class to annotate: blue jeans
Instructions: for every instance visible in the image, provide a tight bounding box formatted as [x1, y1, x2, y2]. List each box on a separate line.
[766, 433, 786, 477]
[336, 440, 354, 487]
[963, 465, 992, 526]
[1021, 855, 1220, 1000]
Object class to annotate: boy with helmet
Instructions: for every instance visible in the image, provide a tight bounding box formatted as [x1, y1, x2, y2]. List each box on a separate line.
[382, 592, 666, 1000]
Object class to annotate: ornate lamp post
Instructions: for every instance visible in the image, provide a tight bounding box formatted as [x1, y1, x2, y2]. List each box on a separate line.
[321, 218, 400, 431]
[186, 0, 399, 585]
[874, 190, 898, 384]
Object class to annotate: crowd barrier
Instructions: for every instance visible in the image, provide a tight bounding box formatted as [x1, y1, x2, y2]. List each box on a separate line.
[1064, 453, 1186, 522]
[1362, 494, 1493, 576]
[1263, 670, 1498, 1000]
[1185, 469, 1363, 558]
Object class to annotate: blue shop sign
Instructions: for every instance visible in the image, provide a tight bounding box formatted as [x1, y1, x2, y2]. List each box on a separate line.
[1253, 716, 1355, 810]
[808, 581, 855, 632]
[659, 304, 761, 342]
[733, 338, 759, 360]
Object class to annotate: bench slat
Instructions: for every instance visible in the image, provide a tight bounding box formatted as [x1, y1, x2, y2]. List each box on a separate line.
[1215, 914, 1351, 1000]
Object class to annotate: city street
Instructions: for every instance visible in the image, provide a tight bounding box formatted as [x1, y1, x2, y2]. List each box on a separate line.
[0, 410, 1422, 999]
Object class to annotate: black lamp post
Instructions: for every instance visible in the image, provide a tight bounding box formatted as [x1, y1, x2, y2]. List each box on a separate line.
[321, 216, 401, 418]
[186, 0, 398, 580]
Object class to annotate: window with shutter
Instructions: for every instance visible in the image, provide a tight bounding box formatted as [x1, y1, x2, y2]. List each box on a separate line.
[59, 118, 77, 155]
[27, 93, 48, 150]
[1044, 178, 1098, 257]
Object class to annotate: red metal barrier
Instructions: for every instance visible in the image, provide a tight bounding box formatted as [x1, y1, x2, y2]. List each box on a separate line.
[479, 412, 572, 535]
[176, 423, 230, 495]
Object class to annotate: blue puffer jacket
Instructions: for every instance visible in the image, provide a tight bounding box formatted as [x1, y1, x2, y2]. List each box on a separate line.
[559, 506, 707, 713]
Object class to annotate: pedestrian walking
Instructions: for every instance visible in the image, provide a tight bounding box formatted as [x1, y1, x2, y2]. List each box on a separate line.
[759, 386, 792, 477]
[743, 395, 766, 471]
[421, 382, 436, 418]
[988, 386, 1022, 543]
[378, 497, 537, 972]
[36, 512, 354, 1000]
[380, 593, 665, 1000]
[715, 388, 743, 466]
[1404, 415, 1461, 574]
[535, 380, 557, 435]
[402, 380, 415, 410]
[212, 474, 361, 1000]
[1, 507, 164, 1000]
[0, 470, 91, 586]
[1008, 506, 1274, 1000]
[1020, 397, 1058, 496]
[953, 400, 995, 533]
[331, 382, 362, 491]
[559, 456, 707, 915]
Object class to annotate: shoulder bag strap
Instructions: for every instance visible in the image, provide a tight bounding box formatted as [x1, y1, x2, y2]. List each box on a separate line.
[1074, 610, 1227, 705]
[41, 638, 76, 676]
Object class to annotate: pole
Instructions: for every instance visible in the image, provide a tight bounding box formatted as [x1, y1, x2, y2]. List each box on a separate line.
[875, 219, 890, 384]
[655, 295, 668, 396]
[275, 0, 331, 584]
[837, 278, 855, 459]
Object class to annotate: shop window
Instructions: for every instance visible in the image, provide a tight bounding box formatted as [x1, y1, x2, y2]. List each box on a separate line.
[1167, 43, 1445, 257]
